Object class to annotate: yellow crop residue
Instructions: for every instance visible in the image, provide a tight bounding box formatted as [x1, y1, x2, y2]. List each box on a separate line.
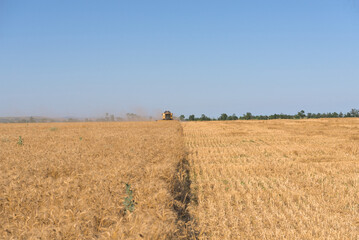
[0, 121, 185, 239]
[2, 119, 358, 239]
[183, 119, 359, 239]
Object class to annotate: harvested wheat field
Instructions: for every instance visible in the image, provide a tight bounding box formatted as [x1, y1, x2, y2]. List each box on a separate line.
[183, 119, 359, 239]
[0, 121, 191, 239]
[1, 119, 359, 240]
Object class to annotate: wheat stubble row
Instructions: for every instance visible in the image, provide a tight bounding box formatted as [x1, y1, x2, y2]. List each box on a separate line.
[183, 119, 359, 239]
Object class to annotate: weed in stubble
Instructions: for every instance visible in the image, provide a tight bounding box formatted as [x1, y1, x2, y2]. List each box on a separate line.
[17, 136, 23, 146]
[123, 183, 135, 213]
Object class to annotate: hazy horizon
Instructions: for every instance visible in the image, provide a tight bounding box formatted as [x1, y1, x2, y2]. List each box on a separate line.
[1, 1, 358, 118]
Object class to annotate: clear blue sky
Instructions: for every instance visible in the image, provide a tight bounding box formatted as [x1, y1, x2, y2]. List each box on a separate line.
[1, 0, 358, 118]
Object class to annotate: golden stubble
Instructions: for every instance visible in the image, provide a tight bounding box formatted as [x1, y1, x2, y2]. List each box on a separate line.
[2, 119, 358, 239]
[183, 118, 359, 239]
[0, 121, 186, 239]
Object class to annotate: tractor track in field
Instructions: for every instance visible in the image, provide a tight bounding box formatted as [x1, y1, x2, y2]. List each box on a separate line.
[170, 124, 199, 240]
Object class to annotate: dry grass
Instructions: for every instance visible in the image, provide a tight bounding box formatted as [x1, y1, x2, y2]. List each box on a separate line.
[183, 118, 359, 239]
[0, 121, 186, 239]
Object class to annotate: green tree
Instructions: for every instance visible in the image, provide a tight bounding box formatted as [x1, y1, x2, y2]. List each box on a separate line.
[218, 113, 228, 121]
[200, 114, 211, 121]
[243, 112, 253, 120]
[188, 115, 195, 121]
[344, 112, 352, 118]
[350, 109, 359, 117]
[179, 115, 185, 121]
[227, 114, 238, 120]
[297, 110, 306, 119]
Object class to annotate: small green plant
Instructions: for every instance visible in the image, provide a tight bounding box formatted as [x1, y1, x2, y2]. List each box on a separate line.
[79, 137, 83, 141]
[17, 136, 23, 146]
[50, 127, 57, 131]
[123, 183, 135, 213]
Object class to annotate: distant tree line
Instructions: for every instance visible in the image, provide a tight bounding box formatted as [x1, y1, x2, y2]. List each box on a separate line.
[2, 109, 358, 123]
[0, 116, 57, 123]
[0, 113, 153, 123]
[180, 109, 359, 121]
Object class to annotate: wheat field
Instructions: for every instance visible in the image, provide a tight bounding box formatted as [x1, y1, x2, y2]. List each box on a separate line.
[1, 119, 358, 239]
[0, 121, 188, 239]
[183, 119, 359, 239]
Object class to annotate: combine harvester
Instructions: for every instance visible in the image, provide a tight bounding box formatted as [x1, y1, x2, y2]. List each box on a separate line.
[162, 111, 173, 120]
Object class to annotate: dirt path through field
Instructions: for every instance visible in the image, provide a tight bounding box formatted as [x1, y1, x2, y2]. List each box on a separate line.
[182, 119, 359, 239]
